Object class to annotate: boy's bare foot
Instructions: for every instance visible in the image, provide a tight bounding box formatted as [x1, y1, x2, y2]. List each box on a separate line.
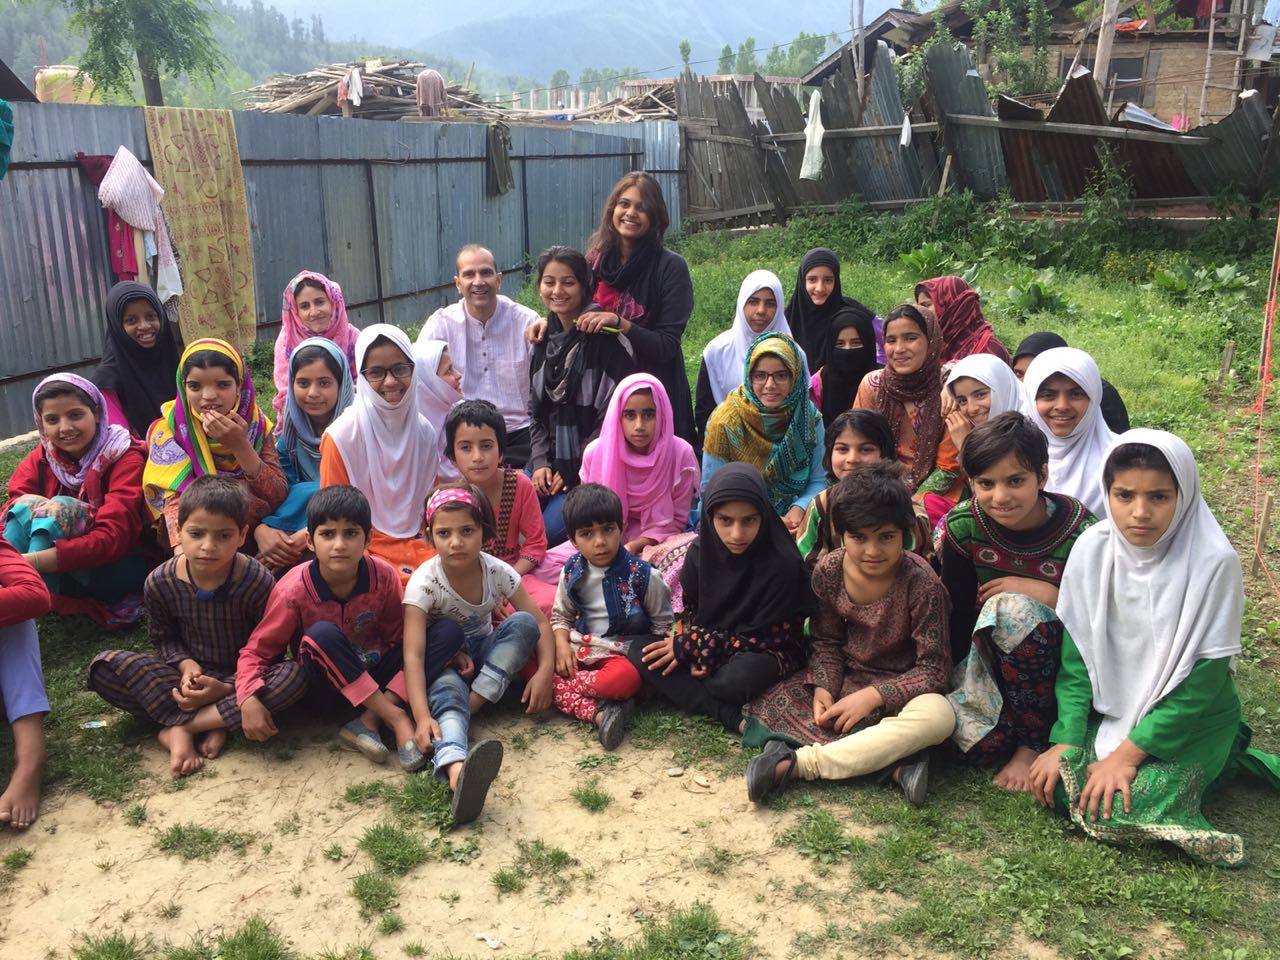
[445, 760, 463, 791]
[198, 728, 228, 759]
[0, 763, 44, 830]
[158, 727, 204, 777]
[993, 746, 1039, 793]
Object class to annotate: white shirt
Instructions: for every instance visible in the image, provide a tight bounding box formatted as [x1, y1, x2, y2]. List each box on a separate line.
[403, 553, 522, 642]
[419, 296, 539, 431]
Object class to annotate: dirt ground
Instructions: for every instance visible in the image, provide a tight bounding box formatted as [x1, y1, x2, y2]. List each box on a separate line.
[0, 710, 994, 960]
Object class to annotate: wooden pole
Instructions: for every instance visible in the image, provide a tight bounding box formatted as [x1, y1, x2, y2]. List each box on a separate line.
[1253, 491, 1275, 576]
[1094, 0, 1120, 100]
[930, 154, 953, 230]
[1217, 339, 1237, 386]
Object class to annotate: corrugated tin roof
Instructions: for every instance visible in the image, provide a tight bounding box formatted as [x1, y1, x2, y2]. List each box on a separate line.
[1177, 89, 1275, 195]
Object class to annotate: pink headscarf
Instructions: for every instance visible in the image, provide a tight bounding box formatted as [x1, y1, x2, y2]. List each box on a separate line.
[581, 373, 699, 543]
[272, 270, 359, 416]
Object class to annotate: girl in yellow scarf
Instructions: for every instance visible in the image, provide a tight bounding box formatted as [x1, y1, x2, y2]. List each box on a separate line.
[143, 339, 288, 549]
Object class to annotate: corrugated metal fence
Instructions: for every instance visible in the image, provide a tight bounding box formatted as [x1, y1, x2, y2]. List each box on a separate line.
[0, 102, 680, 437]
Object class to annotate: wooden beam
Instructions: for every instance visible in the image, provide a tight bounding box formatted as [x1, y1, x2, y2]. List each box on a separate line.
[946, 114, 1213, 146]
[762, 122, 940, 142]
[1094, 0, 1121, 100]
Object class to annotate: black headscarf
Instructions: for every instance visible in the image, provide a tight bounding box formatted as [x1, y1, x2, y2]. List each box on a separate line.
[819, 304, 881, 429]
[92, 282, 181, 437]
[680, 463, 815, 634]
[784, 248, 874, 372]
[1012, 331, 1068, 364]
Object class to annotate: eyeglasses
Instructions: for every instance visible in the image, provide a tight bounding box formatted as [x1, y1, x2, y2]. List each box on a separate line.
[361, 362, 415, 384]
[750, 370, 794, 386]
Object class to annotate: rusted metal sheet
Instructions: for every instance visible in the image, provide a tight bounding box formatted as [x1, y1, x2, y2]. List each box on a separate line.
[1177, 90, 1275, 196]
[925, 43, 1009, 199]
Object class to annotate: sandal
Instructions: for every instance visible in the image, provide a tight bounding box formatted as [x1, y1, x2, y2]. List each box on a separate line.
[338, 719, 389, 764]
[746, 738, 798, 803]
[450, 739, 504, 826]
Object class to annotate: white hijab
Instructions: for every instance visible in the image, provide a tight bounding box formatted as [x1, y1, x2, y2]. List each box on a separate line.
[1022, 347, 1115, 516]
[326, 324, 440, 539]
[945, 353, 1022, 422]
[701, 270, 791, 404]
[1057, 429, 1242, 759]
[412, 338, 463, 482]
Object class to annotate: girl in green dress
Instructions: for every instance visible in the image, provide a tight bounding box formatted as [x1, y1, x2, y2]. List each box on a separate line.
[1029, 429, 1279, 866]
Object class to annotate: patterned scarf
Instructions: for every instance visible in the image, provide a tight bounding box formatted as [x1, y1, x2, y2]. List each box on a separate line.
[875, 310, 944, 489]
[703, 332, 818, 515]
[143, 338, 271, 518]
[33, 373, 135, 499]
[272, 270, 359, 416]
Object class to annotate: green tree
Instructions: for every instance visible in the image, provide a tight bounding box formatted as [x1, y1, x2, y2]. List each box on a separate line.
[679, 38, 691, 72]
[734, 37, 757, 75]
[717, 43, 734, 74]
[53, 0, 227, 105]
[549, 68, 570, 97]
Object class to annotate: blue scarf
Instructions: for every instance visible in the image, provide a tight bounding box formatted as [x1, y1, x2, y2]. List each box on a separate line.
[280, 338, 354, 482]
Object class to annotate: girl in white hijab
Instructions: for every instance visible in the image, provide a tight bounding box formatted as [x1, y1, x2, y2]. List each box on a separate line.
[943, 353, 1023, 451]
[1022, 347, 1115, 516]
[694, 270, 792, 442]
[413, 338, 464, 482]
[1029, 429, 1279, 865]
[321, 324, 440, 582]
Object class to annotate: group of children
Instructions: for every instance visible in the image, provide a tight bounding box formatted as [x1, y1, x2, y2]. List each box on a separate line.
[0, 224, 1276, 870]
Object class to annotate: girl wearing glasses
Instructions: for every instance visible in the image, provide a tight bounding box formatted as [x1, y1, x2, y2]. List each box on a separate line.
[321, 325, 441, 584]
[702, 332, 825, 533]
[854, 305, 963, 526]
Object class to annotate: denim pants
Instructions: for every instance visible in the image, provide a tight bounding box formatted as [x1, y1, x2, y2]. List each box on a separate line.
[427, 611, 540, 776]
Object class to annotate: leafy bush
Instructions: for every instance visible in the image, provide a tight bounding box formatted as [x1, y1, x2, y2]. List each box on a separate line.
[1004, 268, 1074, 318]
[1148, 264, 1257, 303]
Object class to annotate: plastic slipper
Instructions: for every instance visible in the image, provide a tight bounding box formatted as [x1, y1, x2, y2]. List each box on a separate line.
[450, 739, 504, 826]
[597, 698, 636, 751]
[338, 719, 389, 764]
[746, 738, 798, 803]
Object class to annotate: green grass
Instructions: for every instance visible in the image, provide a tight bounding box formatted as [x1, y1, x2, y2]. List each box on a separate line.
[351, 870, 397, 918]
[491, 838, 580, 902]
[162, 916, 295, 960]
[357, 821, 430, 876]
[571, 775, 612, 812]
[155, 822, 255, 861]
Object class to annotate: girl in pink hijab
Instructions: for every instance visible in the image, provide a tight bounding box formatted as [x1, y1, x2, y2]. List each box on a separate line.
[272, 271, 359, 417]
[534, 373, 699, 581]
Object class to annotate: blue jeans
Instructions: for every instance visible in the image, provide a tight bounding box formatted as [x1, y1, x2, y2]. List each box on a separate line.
[427, 611, 540, 776]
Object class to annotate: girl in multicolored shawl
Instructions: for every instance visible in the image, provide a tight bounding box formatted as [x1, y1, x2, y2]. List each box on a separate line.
[143, 339, 287, 552]
[271, 271, 359, 419]
[528, 246, 636, 545]
[702, 332, 825, 533]
[4, 374, 148, 625]
[1029, 430, 1280, 866]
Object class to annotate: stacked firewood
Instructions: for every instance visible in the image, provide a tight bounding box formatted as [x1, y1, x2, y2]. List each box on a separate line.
[241, 60, 490, 120]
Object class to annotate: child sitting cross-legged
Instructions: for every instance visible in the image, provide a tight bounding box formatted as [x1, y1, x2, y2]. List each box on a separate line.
[235, 485, 449, 772]
[88, 477, 308, 777]
[746, 460, 955, 807]
[401, 484, 556, 824]
[551, 484, 672, 750]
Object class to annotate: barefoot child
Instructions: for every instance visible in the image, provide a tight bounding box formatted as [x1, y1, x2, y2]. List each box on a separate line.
[443, 400, 552, 613]
[88, 477, 308, 776]
[0, 540, 52, 829]
[630, 463, 814, 735]
[551, 484, 672, 750]
[401, 485, 556, 824]
[941, 413, 1095, 792]
[746, 461, 954, 806]
[1029, 430, 1280, 865]
[236, 486, 450, 772]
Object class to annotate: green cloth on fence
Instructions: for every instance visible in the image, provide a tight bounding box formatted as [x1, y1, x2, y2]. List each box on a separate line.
[487, 121, 514, 196]
[0, 99, 13, 181]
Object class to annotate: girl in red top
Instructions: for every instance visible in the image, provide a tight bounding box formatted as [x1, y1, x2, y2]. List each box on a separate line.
[4, 374, 148, 626]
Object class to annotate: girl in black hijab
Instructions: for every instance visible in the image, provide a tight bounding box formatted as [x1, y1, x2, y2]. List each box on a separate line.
[816, 304, 881, 429]
[784, 248, 881, 372]
[627, 462, 815, 733]
[91, 282, 181, 438]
